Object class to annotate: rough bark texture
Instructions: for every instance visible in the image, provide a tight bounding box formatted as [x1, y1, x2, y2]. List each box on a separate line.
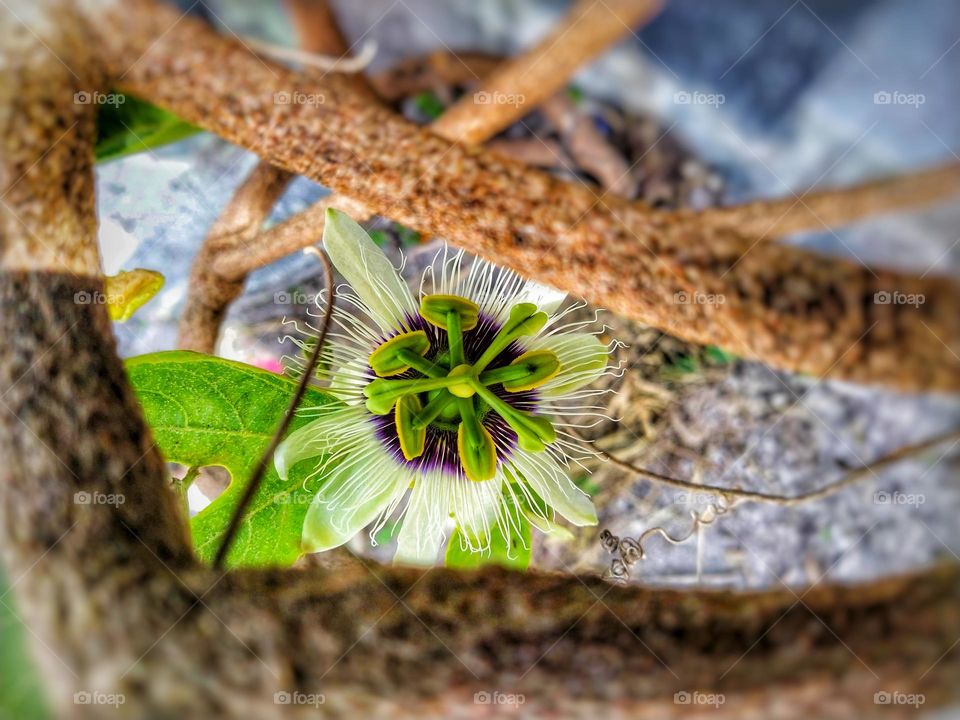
[1, 3, 958, 719]
[430, 0, 662, 143]
[690, 162, 960, 239]
[97, 0, 959, 392]
[177, 161, 293, 352]
[177, 0, 371, 353]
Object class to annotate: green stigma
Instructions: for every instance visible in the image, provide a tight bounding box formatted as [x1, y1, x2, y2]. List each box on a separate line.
[365, 294, 558, 481]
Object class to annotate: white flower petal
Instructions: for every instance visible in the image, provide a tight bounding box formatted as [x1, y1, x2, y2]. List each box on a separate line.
[451, 476, 503, 549]
[302, 448, 409, 553]
[509, 450, 597, 527]
[512, 279, 566, 316]
[532, 332, 608, 396]
[395, 474, 449, 566]
[323, 208, 416, 332]
[274, 405, 369, 478]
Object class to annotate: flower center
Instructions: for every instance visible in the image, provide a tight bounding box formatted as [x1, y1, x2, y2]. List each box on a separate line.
[364, 294, 561, 482]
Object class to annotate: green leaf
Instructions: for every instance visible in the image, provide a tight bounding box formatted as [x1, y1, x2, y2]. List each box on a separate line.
[95, 92, 200, 163]
[126, 351, 339, 567]
[445, 497, 532, 571]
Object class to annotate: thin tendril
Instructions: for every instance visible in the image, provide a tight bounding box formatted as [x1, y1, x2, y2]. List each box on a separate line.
[212, 246, 336, 569]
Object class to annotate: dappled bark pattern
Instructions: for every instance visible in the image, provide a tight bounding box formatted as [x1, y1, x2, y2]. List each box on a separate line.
[0, 273, 957, 718]
[0, 3, 958, 718]
[95, 0, 960, 391]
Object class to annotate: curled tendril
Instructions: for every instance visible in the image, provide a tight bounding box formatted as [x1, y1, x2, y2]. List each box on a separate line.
[600, 495, 738, 582]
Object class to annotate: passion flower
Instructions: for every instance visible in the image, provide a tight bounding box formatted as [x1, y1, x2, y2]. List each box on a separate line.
[276, 209, 615, 565]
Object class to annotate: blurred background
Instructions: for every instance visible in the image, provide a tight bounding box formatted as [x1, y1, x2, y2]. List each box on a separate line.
[3, 1, 959, 717]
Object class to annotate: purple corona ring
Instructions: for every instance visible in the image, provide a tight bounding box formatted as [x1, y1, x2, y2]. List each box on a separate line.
[275, 209, 616, 566]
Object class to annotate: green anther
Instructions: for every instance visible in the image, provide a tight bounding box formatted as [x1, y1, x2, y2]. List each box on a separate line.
[419, 294, 479, 331]
[368, 330, 430, 377]
[395, 394, 426, 460]
[501, 350, 560, 392]
[446, 364, 476, 398]
[473, 303, 548, 374]
[456, 398, 497, 482]
[364, 374, 469, 415]
[471, 381, 556, 452]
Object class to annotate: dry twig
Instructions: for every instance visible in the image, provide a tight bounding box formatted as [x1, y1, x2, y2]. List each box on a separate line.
[430, 0, 663, 143]
[594, 428, 960, 506]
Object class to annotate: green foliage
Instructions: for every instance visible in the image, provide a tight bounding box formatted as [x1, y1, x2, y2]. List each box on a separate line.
[445, 495, 532, 571]
[566, 84, 585, 104]
[126, 351, 338, 568]
[0, 570, 52, 720]
[413, 90, 446, 120]
[704, 345, 736, 365]
[393, 222, 421, 247]
[95, 93, 199, 163]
